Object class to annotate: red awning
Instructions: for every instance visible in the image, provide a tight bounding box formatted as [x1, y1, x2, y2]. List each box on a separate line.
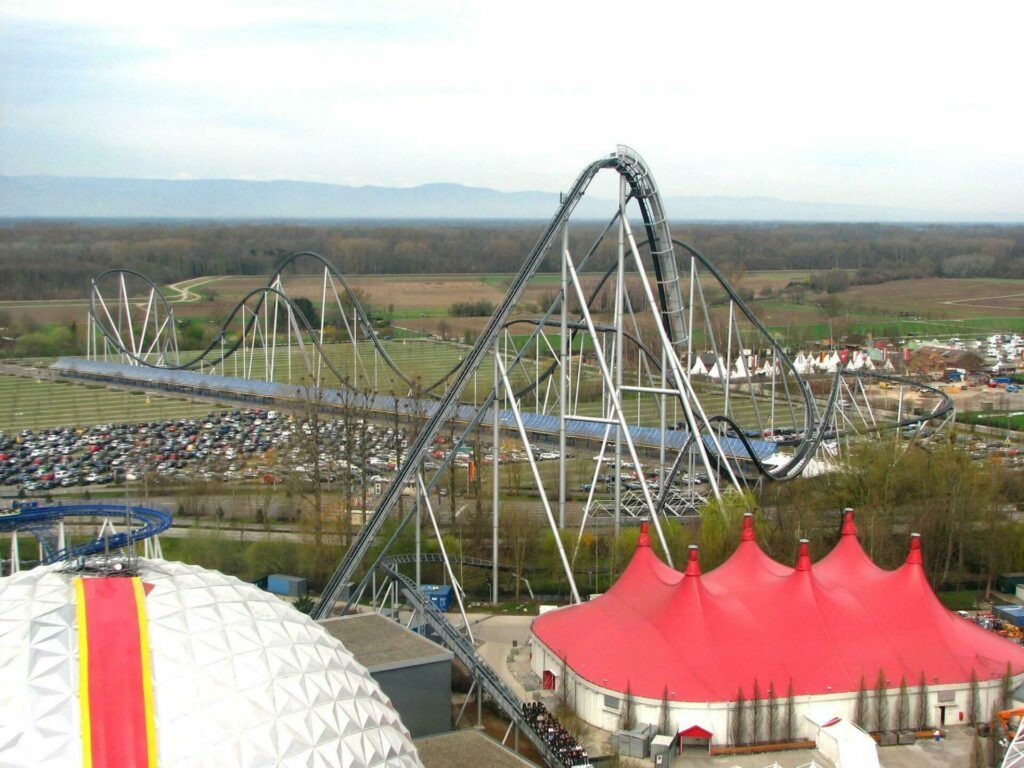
[678, 725, 713, 739]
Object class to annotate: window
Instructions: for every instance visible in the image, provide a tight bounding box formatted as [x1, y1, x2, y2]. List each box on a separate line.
[603, 695, 620, 712]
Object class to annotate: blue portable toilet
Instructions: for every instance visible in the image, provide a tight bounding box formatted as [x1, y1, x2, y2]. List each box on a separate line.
[420, 584, 453, 611]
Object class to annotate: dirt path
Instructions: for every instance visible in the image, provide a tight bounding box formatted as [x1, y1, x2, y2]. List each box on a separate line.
[163, 276, 226, 303]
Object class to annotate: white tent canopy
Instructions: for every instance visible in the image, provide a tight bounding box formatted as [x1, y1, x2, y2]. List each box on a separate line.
[804, 714, 879, 768]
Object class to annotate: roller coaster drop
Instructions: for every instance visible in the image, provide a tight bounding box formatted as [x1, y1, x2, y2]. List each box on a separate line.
[80, 147, 957, 767]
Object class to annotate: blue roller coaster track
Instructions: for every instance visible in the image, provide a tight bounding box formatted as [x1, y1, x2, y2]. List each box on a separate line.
[0, 502, 171, 564]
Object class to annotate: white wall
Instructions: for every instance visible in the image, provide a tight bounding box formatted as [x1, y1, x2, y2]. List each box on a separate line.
[530, 636, 1016, 745]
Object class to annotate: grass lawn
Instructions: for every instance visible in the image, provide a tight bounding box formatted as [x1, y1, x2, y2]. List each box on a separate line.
[959, 411, 1024, 431]
[0, 375, 213, 433]
[937, 590, 978, 611]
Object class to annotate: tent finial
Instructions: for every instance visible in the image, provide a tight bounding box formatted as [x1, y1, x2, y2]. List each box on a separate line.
[796, 539, 812, 572]
[741, 512, 755, 542]
[906, 533, 923, 565]
[841, 508, 857, 536]
[685, 544, 701, 577]
[637, 521, 650, 548]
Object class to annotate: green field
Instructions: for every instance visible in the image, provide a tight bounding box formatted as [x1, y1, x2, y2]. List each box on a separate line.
[959, 411, 1024, 431]
[0, 375, 214, 433]
[187, 338, 546, 396]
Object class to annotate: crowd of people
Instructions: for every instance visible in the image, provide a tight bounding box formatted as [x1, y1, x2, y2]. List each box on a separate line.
[521, 701, 589, 767]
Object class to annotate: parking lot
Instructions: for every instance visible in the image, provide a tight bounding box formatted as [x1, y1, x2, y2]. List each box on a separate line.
[0, 407, 578, 500]
[0, 408, 415, 495]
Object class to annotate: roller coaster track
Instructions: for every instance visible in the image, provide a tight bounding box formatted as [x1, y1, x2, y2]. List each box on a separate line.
[82, 148, 954, 614]
[87, 202, 951, 488]
[674, 238, 954, 479]
[0, 502, 171, 564]
[311, 146, 692, 618]
[507, 236, 953, 481]
[90, 263, 420, 391]
[384, 551, 610, 576]
[377, 555, 577, 768]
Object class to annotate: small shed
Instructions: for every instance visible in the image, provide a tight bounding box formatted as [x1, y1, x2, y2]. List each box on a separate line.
[260, 573, 308, 597]
[650, 734, 674, 765]
[612, 723, 655, 758]
[677, 722, 713, 754]
[1000, 573, 1024, 594]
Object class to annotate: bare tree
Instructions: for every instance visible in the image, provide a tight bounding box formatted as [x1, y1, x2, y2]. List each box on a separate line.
[968, 668, 979, 727]
[854, 674, 868, 729]
[659, 686, 671, 736]
[554, 655, 588, 741]
[767, 681, 779, 743]
[896, 676, 910, 731]
[915, 672, 929, 731]
[751, 678, 762, 744]
[500, 505, 537, 603]
[732, 688, 746, 746]
[874, 669, 889, 733]
[619, 682, 636, 731]
[784, 679, 795, 742]
[970, 728, 985, 768]
[294, 377, 330, 584]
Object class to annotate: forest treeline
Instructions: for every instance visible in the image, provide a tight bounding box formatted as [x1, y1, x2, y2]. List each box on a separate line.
[0, 220, 1022, 300]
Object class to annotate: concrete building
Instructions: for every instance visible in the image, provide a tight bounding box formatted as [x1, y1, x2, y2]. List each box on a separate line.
[415, 730, 535, 767]
[320, 613, 454, 738]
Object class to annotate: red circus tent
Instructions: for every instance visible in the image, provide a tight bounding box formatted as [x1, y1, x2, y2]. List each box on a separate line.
[532, 511, 1024, 702]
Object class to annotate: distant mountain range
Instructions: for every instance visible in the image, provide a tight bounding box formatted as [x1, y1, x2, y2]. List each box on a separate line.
[1, 175, 1019, 223]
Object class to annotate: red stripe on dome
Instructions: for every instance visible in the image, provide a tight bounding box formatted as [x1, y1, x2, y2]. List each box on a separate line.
[77, 577, 154, 768]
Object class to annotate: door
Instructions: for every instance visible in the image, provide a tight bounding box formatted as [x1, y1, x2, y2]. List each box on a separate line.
[939, 706, 946, 726]
[542, 669, 556, 690]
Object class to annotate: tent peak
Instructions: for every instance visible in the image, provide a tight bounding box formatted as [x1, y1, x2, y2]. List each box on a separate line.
[637, 521, 651, 548]
[741, 513, 755, 542]
[906, 533, 923, 565]
[685, 545, 701, 577]
[796, 539, 812, 572]
[841, 507, 857, 536]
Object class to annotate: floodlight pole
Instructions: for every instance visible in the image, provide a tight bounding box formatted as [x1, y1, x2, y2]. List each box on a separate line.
[415, 485, 421, 588]
[559, 212, 568, 530]
[660, 342, 667, 483]
[725, 300, 734, 418]
[614, 176, 625, 540]
[492, 337, 500, 605]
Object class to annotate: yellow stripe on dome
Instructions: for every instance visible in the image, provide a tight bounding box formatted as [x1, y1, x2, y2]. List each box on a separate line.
[132, 577, 158, 767]
[73, 577, 93, 768]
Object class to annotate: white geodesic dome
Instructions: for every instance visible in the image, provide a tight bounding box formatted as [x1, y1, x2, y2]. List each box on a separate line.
[0, 559, 423, 768]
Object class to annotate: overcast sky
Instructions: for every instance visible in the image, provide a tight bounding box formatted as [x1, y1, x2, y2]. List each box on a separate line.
[2, 0, 1022, 215]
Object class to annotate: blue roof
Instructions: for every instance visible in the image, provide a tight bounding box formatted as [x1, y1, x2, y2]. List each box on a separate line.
[52, 357, 776, 462]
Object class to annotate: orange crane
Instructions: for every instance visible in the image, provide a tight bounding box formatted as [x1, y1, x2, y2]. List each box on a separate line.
[998, 708, 1024, 768]
[998, 707, 1024, 736]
